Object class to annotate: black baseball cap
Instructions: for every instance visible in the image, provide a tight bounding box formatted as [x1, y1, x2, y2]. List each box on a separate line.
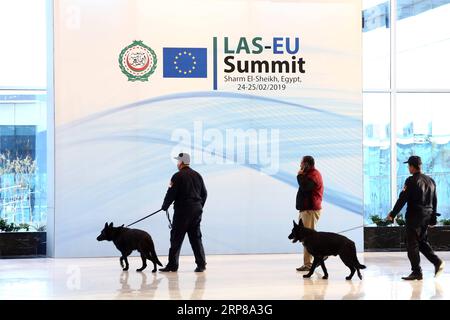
[404, 155, 422, 167]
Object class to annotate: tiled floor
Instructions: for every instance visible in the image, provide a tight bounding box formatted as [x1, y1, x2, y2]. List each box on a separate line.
[0, 252, 448, 299]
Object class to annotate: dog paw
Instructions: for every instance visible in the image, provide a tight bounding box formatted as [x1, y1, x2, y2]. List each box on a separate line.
[322, 275, 328, 280]
[345, 276, 352, 280]
[303, 274, 312, 278]
[152, 269, 157, 273]
[122, 268, 129, 271]
[136, 269, 143, 272]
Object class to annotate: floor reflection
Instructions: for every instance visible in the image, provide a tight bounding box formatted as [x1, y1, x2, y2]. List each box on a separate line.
[162, 272, 207, 300]
[166, 272, 182, 300]
[408, 280, 424, 300]
[431, 281, 444, 299]
[117, 271, 162, 299]
[342, 281, 365, 300]
[302, 275, 328, 300]
[1, 253, 448, 299]
[408, 279, 445, 300]
[300, 271, 365, 300]
[190, 273, 206, 300]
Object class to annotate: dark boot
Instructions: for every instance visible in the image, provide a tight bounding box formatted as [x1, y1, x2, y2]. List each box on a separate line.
[401, 272, 423, 281]
[434, 260, 445, 278]
[194, 265, 206, 272]
[159, 265, 178, 272]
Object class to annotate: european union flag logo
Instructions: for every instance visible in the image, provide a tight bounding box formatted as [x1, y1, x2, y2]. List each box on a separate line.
[163, 48, 207, 78]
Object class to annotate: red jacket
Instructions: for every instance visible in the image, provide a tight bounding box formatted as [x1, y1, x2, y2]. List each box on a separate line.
[296, 167, 324, 211]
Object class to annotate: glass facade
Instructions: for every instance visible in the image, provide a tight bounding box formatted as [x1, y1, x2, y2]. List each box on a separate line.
[363, 0, 390, 90]
[397, 1, 450, 89]
[0, 93, 48, 229]
[0, 1, 47, 89]
[0, 0, 48, 232]
[363, 0, 450, 224]
[363, 93, 391, 220]
[396, 93, 450, 217]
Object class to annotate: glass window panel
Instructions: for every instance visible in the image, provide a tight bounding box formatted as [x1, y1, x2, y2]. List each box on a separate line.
[0, 93, 47, 227]
[363, 0, 391, 90]
[396, 1, 450, 89]
[0, 0, 47, 88]
[363, 93, 391, 223]
[396, 93, 450, 219]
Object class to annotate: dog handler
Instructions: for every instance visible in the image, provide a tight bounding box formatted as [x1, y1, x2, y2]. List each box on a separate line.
[386, 156, 445, 280]
[160, 153, 208, 272]
[295, 155, 324, 272]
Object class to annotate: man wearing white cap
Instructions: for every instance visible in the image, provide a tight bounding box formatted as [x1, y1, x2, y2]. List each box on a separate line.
[160, 153, 208, 272]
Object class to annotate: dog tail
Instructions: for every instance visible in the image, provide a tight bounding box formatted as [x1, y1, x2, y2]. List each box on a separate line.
[351, 242, 366, 270]
[149, 242, 163, 267]
[155, 256, 163, 267]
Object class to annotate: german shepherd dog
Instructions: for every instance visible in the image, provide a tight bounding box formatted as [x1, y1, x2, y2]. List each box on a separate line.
[288, 220, 366, 280]
[97, 222, 163, 272]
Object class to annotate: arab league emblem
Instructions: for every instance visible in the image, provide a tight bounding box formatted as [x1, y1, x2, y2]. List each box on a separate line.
[119, 40, 157, 81]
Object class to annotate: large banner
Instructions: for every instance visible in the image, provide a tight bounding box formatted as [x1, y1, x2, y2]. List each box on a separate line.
[53, 0, 362, 257]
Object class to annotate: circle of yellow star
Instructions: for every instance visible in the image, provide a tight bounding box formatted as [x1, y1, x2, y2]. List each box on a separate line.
[173, 51, 199, 75]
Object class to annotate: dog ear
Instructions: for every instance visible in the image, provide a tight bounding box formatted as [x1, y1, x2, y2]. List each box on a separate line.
[104, 222, 108, 228]
[298, 219, 304, 227]
[293, 220, 298, 227]
[109, 222, 113, 228]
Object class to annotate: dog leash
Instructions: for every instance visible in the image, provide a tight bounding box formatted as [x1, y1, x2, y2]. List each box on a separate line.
[336, 213, 441, 234]
[337, 224, 370, 234]
[337, 220, 396, 234]
[126, 208, 172, 229]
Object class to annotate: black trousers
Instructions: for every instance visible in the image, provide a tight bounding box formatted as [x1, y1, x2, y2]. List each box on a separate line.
[405, 223, 441, 273]
[167, 206, 206, 268]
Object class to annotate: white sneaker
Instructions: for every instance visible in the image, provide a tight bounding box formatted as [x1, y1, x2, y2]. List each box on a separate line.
[296, 265, 311, 272]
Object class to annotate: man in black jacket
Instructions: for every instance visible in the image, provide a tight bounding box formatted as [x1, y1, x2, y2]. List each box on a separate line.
[387, 156, 445, 280]
[160, 153, 207, 272]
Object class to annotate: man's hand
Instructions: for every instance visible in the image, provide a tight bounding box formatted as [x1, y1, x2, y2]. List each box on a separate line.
[298, 165, 307, 175]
